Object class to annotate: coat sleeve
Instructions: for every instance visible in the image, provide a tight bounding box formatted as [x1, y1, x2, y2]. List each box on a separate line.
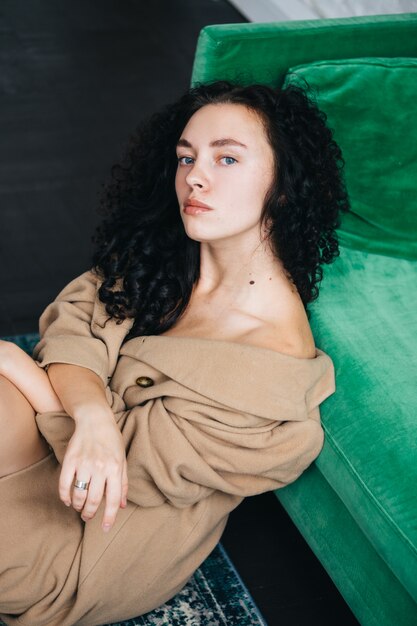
[120, 397, 326, 509]
[33, 270, 131, 385]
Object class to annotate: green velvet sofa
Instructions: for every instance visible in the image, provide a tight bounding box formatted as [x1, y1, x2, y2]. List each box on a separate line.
[191, 13, 417, 626]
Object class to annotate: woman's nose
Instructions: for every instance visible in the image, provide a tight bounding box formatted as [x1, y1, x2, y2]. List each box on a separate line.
[185, 162, 208, 189]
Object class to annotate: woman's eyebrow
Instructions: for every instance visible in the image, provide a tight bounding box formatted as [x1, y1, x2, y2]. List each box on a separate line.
[176, 138, 247, 149]
[210, 138, 247, 148]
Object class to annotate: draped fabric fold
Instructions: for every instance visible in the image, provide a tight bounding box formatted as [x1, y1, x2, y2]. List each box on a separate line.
[36, 331, 334, 509]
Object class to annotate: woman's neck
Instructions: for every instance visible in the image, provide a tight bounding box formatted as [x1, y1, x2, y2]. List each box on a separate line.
[163, 233, 305, 345]
[195, 235, 285, 297]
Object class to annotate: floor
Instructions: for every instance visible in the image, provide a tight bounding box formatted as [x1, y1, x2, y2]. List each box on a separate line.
[0, 2, 359, 624]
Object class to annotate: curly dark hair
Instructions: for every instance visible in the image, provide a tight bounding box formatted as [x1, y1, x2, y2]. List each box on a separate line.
[92, 80, 349, 338]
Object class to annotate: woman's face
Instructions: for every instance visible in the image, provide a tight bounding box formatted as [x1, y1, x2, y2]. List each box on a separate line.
[175, 103, 275, 246]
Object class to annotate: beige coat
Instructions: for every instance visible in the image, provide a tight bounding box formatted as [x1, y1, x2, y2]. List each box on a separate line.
[0, 270, 335, 626]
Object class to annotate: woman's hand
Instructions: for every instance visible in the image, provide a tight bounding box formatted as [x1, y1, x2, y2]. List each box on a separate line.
[46, 363, 128, 532]
[59, 405, 128, 532]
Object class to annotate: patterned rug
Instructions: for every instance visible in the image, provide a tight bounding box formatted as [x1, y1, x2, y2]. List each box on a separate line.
[0, 334, 266, 626]
[105, 544, 266, 626]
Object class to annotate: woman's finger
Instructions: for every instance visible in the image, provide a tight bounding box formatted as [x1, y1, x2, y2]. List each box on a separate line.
[72, 474, 92, 512]
[120, 459, 128, 508]
[101, 474, 124, 532]
[80, 475, 106, 522]
[59, 459, 77, 507]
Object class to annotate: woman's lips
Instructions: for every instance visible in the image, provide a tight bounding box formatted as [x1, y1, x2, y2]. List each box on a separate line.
[183, 199, 213, 215]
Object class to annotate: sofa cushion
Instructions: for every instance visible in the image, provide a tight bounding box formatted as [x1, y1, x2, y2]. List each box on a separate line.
[284, 58, 417, 260]
[307, 245, 417, 602]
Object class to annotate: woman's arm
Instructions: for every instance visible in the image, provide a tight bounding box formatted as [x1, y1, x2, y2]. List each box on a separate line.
[0, 340, 127, 531]
[47, 363, 128, 532]
[33, 269, 133, 385]
[31, 270, 131, 532]
[0, 340, 63, 413]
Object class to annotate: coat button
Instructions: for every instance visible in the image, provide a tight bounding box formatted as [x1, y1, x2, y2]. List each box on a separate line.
[136, 376, 154, 388]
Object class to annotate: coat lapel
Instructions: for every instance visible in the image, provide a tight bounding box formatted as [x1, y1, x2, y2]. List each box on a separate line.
[120, 336, 335, 422]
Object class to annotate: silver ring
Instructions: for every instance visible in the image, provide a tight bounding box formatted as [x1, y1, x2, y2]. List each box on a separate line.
[74, 479, 90, 491]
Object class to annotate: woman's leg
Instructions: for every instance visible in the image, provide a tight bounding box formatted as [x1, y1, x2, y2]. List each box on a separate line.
[0, 340, 63, 413]
[0, 374, 50, 477]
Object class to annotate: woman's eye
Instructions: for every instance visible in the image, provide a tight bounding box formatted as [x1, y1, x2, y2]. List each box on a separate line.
[178, 156, 194, 165]
[220, 156, 237, 165]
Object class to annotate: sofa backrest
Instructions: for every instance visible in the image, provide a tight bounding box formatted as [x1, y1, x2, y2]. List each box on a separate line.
[191, 14, 417, 259]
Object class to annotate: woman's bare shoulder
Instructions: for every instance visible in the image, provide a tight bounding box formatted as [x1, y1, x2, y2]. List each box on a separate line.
[240, 324, 315, 359]
[238, 300, 316, 359]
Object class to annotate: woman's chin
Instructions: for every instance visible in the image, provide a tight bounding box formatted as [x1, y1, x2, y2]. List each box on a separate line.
[183, 224, 215, 243]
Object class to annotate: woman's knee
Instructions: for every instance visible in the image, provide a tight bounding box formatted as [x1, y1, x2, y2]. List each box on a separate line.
[0, 374, 50, 476]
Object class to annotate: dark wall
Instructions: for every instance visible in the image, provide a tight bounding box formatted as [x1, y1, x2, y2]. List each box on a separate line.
[0, 0, 245, 335]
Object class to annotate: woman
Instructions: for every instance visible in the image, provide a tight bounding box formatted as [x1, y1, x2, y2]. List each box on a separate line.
[0, 80, 348, 626]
